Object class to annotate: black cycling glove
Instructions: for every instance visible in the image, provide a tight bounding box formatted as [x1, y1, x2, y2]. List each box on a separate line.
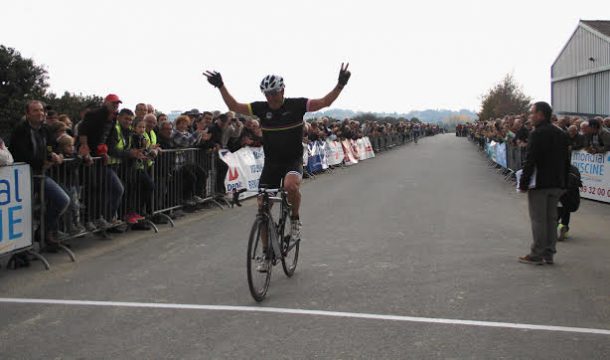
[338, 63, 351, 88]
[205, 71, 224, 88]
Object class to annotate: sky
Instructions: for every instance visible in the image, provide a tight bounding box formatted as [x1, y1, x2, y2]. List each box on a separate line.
[2, 0, 609, 115]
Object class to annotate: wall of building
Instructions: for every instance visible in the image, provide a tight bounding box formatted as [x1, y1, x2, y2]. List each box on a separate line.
[552, 24, 610, 116]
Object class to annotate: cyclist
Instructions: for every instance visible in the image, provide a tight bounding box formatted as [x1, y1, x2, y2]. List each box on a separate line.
[203, 64, 351, 247]
[412, 122, 421, 144]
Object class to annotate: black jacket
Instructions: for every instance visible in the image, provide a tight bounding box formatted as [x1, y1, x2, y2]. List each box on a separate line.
[9, 120, 51, 174]
[79, 106, 115, 155]
[568, 133, 586, 151]
[520, 121, 570, 190]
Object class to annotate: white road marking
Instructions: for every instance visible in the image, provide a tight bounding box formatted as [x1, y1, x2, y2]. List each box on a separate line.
[1, 297, 609, 336]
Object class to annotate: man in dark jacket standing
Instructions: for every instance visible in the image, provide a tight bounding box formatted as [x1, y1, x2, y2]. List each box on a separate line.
[518, 101, 570, 265]
[10, 100, 70, 246]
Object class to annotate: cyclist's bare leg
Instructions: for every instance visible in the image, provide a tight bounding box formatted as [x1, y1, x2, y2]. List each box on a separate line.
[284, 172, 302, 218]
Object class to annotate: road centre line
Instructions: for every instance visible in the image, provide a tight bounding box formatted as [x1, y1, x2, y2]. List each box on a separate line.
[1, 297, 609, 336]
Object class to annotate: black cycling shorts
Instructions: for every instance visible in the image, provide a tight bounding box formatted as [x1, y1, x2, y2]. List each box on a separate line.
[259, 158, 303, 188]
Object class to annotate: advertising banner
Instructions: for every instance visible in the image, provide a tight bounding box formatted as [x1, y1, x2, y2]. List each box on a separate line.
[219, 146, 264, 196]
[350, 139, 361, 161]
[342, 140, 358, 165]
[317, 141, 329, 170]
[219, 149, 247, 193]
[356, 139, 369, 160]
[487, 141, 498, 163]
[0, 164, 32, 257]
[307, 142, 324, 174]
[495, 142, 508, 168]
[325, 140, 345, 166]
[571, 150, 610, 203]
[362, 137, 376, 159]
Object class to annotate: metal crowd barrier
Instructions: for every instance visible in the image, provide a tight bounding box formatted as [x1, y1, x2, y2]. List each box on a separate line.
[40, 148, 221, 261]
[467, 136, 527, 182]
[368, 132, 414, 153]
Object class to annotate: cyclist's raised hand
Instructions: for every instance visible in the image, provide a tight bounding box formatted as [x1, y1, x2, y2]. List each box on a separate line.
[338, 63, 351, 88]
[203, 70, 224, 88]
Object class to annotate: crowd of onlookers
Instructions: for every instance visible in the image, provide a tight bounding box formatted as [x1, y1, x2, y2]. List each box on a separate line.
[458, 114, 610, 154]
[303, 117, 442, 143]
[1, 95, 258, 250]
[1, 94, 442, 255]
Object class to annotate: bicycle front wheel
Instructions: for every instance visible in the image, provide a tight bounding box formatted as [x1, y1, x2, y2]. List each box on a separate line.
[247, 217, 272, 302]
[281, 233, 300, 277]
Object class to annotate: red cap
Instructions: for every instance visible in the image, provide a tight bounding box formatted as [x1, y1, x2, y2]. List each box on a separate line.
[104, 94, 122, 103]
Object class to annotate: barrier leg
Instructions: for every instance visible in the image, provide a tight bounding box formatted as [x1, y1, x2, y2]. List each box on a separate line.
[25, 249, 51, 270]
[156, 213, 175, 227]
[146, 219, 159, 233]
[57, 244, 76, 262]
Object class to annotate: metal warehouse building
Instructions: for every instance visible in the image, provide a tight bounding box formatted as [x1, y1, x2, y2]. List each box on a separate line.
[552, 20, 610, 117]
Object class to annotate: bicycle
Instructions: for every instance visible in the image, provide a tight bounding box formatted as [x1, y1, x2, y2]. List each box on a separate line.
[247, 187, 300, 301]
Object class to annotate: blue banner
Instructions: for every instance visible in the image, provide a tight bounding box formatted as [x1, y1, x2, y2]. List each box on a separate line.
[495, 142, 507, 168]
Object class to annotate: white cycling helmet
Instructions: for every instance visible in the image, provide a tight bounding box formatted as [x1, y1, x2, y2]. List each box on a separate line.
[259, 74, 285, 93]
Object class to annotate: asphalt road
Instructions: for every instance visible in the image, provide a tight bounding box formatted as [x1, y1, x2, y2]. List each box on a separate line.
[1, 134, 609, 359]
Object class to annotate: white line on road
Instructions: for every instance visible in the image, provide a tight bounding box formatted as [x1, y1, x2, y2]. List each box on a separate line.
[1, 297, 609, 336]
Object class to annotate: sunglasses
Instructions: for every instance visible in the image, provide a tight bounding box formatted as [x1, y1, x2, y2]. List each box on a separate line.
[264, 89, 281, 96]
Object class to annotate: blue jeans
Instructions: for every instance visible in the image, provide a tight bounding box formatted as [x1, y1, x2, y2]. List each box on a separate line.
[44, 177, 71, 232]
[104, 167, 125, 219]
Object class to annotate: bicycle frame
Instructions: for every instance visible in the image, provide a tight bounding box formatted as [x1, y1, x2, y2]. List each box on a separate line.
[257, 188, 290, 261]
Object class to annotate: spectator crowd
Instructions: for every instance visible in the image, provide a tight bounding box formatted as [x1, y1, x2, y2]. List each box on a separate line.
[303, 117, 442, 144]
[0, 94, 441, 260]
[459, 114, 610, 154]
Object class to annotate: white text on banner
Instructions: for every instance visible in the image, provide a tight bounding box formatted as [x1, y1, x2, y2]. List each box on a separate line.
[571, 150, 610, 203]
[0, 164, 32, 256]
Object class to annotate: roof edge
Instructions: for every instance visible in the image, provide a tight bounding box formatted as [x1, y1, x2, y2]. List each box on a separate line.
[551, 20, 610, 72]
[579, 21, 610, 43]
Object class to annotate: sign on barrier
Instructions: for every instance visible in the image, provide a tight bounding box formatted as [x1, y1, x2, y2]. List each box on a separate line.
[221, 137, 377, 196]
[342, 140, 358, 165]
[362, 137, 376, 159]
[0, 164, 32, 256]
[495, 142, 507, 168]
[318, 141, 329, 170]
[571, 150, 610, 203]
[219, 147, 264, 195]
[326, 140, 345, 166]
[307, 142, 324, 174]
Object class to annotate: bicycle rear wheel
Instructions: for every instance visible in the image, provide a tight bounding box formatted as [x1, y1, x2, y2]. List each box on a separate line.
[247, 217, 272, 302]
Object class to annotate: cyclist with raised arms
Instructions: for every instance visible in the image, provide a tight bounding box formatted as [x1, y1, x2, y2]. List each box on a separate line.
[203, 64, 351, 242]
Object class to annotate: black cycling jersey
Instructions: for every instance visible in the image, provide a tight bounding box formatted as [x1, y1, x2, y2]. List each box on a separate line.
[249, 97, 308, 163]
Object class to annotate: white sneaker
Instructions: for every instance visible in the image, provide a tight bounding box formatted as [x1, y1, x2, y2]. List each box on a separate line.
[290, 219, 302, 240]
[256, 255, 269, 273]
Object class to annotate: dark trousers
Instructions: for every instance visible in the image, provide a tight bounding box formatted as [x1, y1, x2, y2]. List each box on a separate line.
[216, 158, 228, 195]
[557, 206, 570, 227]
[527, 188, 563, 259]
[182, 164, 207, 198]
